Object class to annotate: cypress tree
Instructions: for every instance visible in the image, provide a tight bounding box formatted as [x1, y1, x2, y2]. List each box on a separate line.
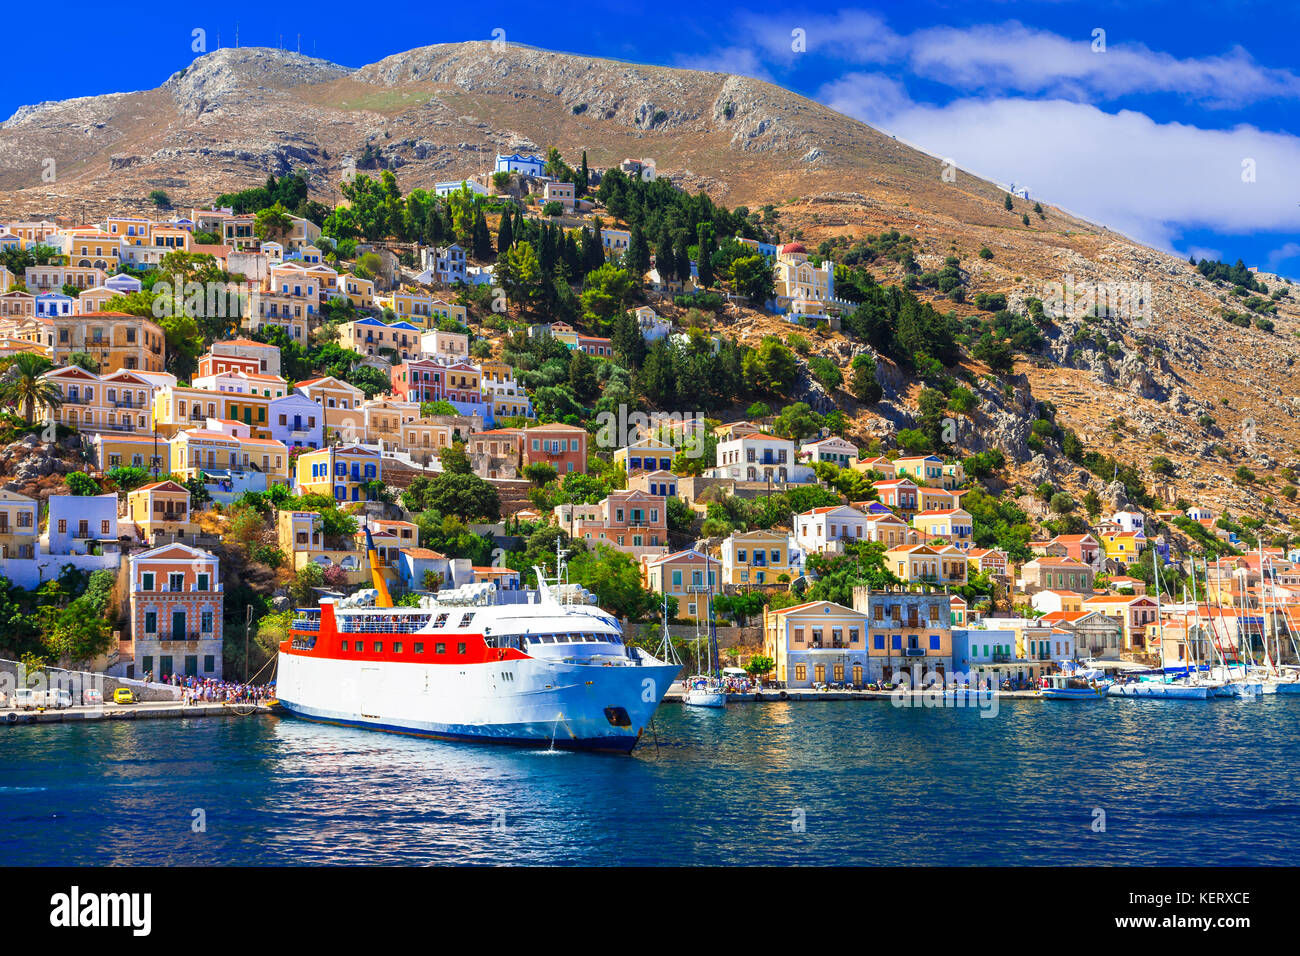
[472, 208, 492, 260]
[496, 210, 514, 257]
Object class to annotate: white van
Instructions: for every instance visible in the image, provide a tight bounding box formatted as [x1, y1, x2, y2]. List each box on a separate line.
[45, 689, 72, 709]
[13, 689, 71, 710]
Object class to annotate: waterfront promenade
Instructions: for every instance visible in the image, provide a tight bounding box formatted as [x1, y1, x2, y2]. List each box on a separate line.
[2, 700, 275, 726]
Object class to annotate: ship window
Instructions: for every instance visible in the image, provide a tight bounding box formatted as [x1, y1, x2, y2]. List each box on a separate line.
[457, 642, 466, 655]
[433, 613, 448, 628]
[459, 613, 474, 627]
[415, 643, 424, 654]
[394, 642, 404, 653]
[373, 642, 383, 653]
[435, 643, 446, 654]
[340, 641, 348, 652]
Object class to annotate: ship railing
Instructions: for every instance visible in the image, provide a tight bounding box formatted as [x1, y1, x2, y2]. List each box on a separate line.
[337, 616, 433, 634]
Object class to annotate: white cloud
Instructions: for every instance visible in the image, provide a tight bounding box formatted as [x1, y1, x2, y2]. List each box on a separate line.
[1267, 242, 1300, 270]
[900, 24, 1300, 108]
[820, 81, 1300, 252]
[732, 15, 1300, 108]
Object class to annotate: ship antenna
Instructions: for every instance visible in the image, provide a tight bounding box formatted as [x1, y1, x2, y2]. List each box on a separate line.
[555, 536, 570, 606]
[656, 591, 681, 665]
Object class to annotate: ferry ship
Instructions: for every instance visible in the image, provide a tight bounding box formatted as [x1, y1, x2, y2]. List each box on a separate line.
[276, 533, 681, 753]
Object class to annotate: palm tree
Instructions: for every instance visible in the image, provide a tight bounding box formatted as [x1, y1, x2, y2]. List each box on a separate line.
[0, 352, 62, 423]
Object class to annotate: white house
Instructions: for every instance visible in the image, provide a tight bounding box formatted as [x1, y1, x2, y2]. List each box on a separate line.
[494, 153, 546, 177]
[633, 306, 671, 341]
[708, 434, 813, 483]
[794, 505, 871, 555]
[1111, 510, 1146, 535]
[435, 180, 488, 198]
[420, 244, 466, 285]
[799, 436, 858, 468]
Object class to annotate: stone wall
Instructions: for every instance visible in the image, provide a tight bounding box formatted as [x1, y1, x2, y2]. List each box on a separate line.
[0, 658, 182, 705]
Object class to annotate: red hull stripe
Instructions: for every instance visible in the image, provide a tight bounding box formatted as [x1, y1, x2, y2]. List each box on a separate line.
[286, 603, 529, 665]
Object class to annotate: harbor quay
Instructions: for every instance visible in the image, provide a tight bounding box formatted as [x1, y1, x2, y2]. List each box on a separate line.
[2, 699, 275, 726]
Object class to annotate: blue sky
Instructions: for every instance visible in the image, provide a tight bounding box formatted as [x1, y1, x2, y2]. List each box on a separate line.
[6, 1, 1298, 277]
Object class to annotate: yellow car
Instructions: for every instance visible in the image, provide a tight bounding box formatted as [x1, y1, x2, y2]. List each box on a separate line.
[113, 688, 137, 705]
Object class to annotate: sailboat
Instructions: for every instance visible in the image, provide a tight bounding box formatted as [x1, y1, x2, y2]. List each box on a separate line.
[1192, 555, 1260, 697]
[1109, 551, 1216, 699]
[682, 574, 726, 708]
[1245, 547, 1300, 694]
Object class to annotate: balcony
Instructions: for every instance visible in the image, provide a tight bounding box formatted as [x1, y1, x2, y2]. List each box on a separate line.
[150, 631, 210, 643]
[904, 647, 927, 657]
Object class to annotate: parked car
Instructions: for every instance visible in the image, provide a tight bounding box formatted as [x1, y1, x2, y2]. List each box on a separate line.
[13, 689, 71, 710]
[82, 688, 103, 706]
[113, 687, 138, 705]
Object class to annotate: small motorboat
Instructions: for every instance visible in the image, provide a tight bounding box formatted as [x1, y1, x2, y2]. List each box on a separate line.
[1038, 672, 1110, 700]
[683, 676, 727, 708]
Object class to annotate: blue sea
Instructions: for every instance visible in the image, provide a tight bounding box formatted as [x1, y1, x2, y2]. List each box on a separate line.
[3, 698, 1297, 865]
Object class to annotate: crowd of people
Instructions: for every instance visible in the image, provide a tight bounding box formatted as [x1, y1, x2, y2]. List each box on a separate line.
[151, 673, 276, 706]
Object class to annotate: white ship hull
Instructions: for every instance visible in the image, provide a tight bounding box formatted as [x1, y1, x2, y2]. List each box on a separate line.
[1108, 681, 1215, 700]
[276, 584, 680, 753]
[278, 651, 679, 752]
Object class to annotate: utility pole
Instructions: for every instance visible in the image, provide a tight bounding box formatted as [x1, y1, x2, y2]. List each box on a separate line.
[244, 604, 253, 684]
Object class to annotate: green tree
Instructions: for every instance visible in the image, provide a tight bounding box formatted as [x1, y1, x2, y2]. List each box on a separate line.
[741, 337, 797, 395]
[439, 441, 472, 476]
[0, 353, 61, 423]
[568, 544, 656, 620]
[522, 462, 558, 486]
[254, 201, 294, 242]
[730, 254, 775, 303]
[65, 472, 100, 496]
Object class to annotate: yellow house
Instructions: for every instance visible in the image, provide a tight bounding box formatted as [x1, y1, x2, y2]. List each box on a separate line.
[1100, 531, 1146, 565]
[893, 455, 946, 487]
[93, 433, 171, 475]
[153, 385, 225, 438]
[236, 437, 291, 487]
[641, 549, 718, 621]
[295, 443, 382, 503]
[720, 529, 795, 585]
[380, 288, 436, 323]
[170, 429, 242, 481]
[0, 489, 38, 559]
[127, 480, 197, 544]
[885, 544, 968, 586]
[910, 508, 973, 550]
[613, 438, 676, 474]
[274, 509, 374, 587]
[63, 230, 121, 271]
[338, 274, 375, 309]
[763, 600, 870, 687]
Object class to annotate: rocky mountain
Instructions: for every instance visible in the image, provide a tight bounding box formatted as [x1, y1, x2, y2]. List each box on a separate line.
[3, 41, 1299, 533]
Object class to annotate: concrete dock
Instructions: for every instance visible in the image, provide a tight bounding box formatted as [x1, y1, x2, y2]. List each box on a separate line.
[2, 700, 276, 726]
